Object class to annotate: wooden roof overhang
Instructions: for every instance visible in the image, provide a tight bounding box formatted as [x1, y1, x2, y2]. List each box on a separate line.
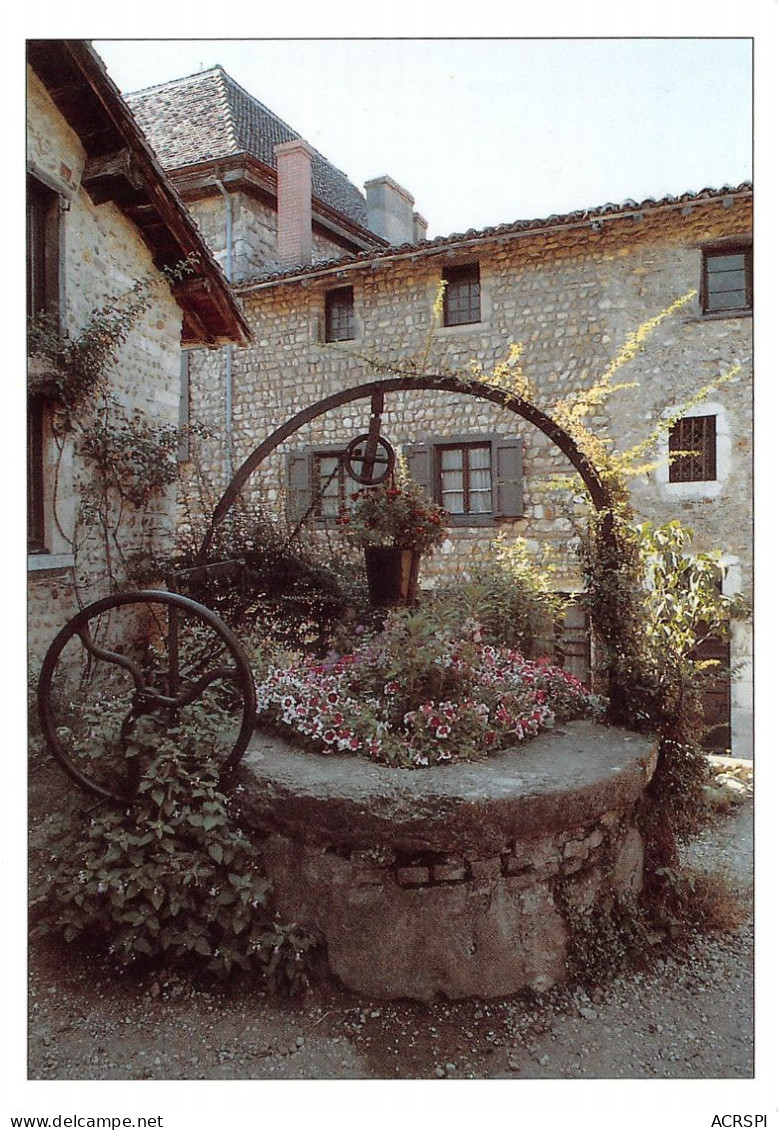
[26, 39, 252, 349]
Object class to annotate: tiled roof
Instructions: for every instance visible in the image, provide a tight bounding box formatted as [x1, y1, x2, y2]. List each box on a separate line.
[126, 66, 370, 228]
[235, 182, 753, 290]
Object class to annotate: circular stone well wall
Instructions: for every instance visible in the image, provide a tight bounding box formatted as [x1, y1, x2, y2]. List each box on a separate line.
[235, 720, 658, 1001]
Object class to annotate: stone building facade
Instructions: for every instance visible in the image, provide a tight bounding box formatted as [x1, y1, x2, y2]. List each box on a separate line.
[26, 43, 249, 665]
[126, 65, 752, 756]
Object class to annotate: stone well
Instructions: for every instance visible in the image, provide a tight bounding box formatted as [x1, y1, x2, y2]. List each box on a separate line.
[234, 720, 657, 1001]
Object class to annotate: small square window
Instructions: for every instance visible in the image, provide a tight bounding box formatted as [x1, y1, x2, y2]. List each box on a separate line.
[325, 286, 355, 342]
[669, 415, 717, 482]
[443, 263, 481, 326]
[701, 244, 752, 315]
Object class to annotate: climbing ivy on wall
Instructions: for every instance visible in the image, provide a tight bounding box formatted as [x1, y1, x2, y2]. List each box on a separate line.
[27, 258, 199, 601]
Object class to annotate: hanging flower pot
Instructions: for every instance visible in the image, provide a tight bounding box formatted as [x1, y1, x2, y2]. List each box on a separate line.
[337, 479, 448, 607]
[364, 545, 421, 607]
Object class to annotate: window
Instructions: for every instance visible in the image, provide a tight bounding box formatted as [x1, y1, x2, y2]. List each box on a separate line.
[325, 286, 355, 342]
[313, 451, 350, 520]
[669, 415, 717, 483]
[27, 175, 60, 319]
[436, 442, 492, 515]
[701, 243, 752, 315]
[27, 175, 61, 554]
[288, 435, 522, 529]
[442, 263, 480, 326]
[404, 434, 522, 526]
[287, 447, 352, 525]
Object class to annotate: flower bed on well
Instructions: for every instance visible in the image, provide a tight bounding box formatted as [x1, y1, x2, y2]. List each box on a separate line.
[255, 614, 604, 768]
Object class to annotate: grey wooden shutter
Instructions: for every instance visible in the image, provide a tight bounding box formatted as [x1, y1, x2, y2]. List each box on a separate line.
[494, 437, 523, 518]
[286, 449, 313, 523]
[402, 442, 434, 500]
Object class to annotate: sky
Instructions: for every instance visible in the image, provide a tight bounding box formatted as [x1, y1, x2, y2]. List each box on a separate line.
[92, 37, 753, 240]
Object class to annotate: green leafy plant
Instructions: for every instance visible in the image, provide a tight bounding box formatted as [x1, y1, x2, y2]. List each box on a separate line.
[164, 495, 370, 654]
[78, 405, 180, 510]
[27, 281, 154, 417]
[32, 708, 319, 993]
[580, 514, 747, 834]
[432, 535, 568, 655]
[562, 865, 745, 987]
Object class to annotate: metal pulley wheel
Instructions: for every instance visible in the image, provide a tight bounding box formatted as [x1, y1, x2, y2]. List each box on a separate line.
[342, 431, 396, 486]
[37, 590, 257, 801]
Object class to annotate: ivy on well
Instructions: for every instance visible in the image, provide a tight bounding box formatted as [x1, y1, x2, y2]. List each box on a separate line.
[31, 708, 319, 994]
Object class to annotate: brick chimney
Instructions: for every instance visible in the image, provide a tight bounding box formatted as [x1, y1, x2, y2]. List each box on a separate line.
[275, 139, 314, 266]
[365, 176, 416, 245]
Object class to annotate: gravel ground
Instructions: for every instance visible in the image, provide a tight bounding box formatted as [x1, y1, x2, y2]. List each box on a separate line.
[27, 778, 753, 1082]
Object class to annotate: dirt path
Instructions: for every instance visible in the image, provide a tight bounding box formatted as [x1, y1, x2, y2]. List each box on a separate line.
[27, 795, 753, 1081]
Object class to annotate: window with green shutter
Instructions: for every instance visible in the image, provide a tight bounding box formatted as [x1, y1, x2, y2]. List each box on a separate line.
[404, 434, 523, 526]
[288, 435, 523, 531]
[286, 446, 353, 526]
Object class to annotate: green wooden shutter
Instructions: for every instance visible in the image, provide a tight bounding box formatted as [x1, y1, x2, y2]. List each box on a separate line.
[494, 437, 523, 518]
[402, 442, 434, 500]
[286, 449, 313, 523]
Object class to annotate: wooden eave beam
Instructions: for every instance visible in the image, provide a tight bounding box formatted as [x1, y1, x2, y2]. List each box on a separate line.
[173, 276, 251, 347]
[82, 147, 147, 205]
[180, 305, 215, 346]
[83, 147, 145, 190]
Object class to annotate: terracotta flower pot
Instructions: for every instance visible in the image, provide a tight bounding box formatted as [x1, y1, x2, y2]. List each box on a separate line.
[364, 546, 421, 607]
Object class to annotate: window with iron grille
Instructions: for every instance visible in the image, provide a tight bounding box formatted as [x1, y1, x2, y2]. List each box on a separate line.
[701, 243, 752, 315]
[324, 286, 355, 342]
[442, 263, 481, 326]
[435, 442, 493, 515]
[669, 414, 717, 482]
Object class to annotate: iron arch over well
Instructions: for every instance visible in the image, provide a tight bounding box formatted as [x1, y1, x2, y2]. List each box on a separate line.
[197, 375, 611, 561]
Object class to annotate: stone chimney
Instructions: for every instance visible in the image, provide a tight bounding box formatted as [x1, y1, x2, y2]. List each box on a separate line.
[413, 211, 429, 242]
[365, 175, 417, 245]
[275, 139, 314, 266]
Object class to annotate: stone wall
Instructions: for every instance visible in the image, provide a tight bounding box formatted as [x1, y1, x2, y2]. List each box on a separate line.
[187, 195, 751, 587]
[27, 67, 183, 664]
[184, 191, 368, 283]
[237, 721, 658, 999]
